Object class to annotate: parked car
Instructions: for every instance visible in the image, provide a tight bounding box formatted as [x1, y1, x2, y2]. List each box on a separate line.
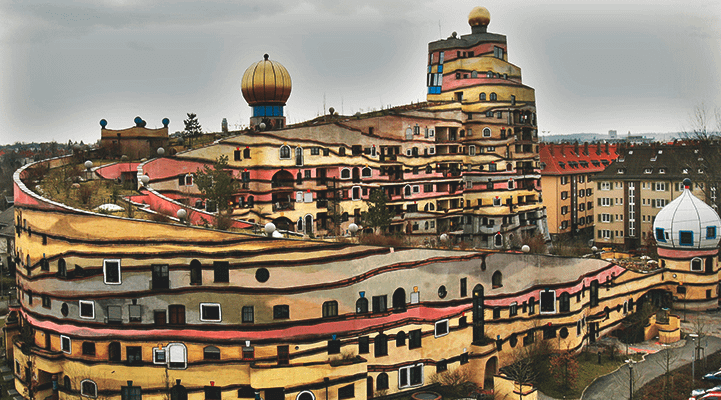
[704, 371, 721, 381]
[690, 391, 721, 400]
[692, 386, 721, 398]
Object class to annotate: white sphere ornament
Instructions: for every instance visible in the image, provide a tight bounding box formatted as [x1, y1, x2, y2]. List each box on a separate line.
[84, 160, 93, 169]
[264, 222, 276, 236]
[348, 223, 359, 234]
[591, 246, 598, 253]
[176, 209, 187, 220]
[272, 230, 282, 238]
[157, 147, 165, 156]
[259, 123, 266, 130]
[522, 245, 530, 253]
[440, 233, 449, 243]
[140, 175, 150, 185]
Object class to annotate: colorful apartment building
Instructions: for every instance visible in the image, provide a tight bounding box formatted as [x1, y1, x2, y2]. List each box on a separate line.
[591, 144, 716, 249]
[144, 6, 546, 249]
[539, 142, 618, 238]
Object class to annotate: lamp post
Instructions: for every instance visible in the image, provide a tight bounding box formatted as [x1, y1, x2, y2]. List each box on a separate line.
[690, 333, 699, 387]
[625, 359, 636, 400]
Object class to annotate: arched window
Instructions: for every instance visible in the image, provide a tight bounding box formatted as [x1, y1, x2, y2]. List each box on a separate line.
[490, 92, 497, 101]
[430, 203, 435, 211]
[404, 185, 412, 196]
[396, 331, 406, 347]
[559, 292, 570, 313]
[483, 127, 491, 137]
[64, 376, 72, 390]
[247, 195, 254, 207]
[479, 93, 486, 101]
[377, 373, 389, 390]
[392, 288, 406, 311]
[374, 334, 388, 357]
[426, 165, 433, 174]
[322, 301, 338, 318]
[508, 179, 514, 189]
[190, 260, 202, 285]
[362, 167, 372, 177]
[203, 346, 221, 360]
[492, 271, 502, 288]
[279, 145, 291, 159]
[340, 168, 351, 179]
[296, 172, 302, 184]
[494, 233, 503, 247]
[296, 392, 315, 400]
[81, 380, 97, 398]
[167, 343, 188, 369]
[295, 147, 303, 166]
[356, 297, 368, 314]
[691, 257, 703, 271]
[58, 258, 67, 277]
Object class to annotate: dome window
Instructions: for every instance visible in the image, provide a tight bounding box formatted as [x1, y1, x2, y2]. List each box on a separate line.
[679, 231, 694, 246]
[707, 226, 717, 240]
[655, 228, 666, 242]
[691, 257, 703, 271]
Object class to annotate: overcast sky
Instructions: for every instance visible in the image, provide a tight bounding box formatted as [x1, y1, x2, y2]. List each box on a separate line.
[1, 0, 720, 145]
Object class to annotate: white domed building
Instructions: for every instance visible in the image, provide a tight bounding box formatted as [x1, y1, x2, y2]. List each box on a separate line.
[654, 178, 721, 310]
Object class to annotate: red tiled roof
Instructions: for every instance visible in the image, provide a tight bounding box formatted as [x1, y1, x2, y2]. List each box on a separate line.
[539, 142, 618, 175]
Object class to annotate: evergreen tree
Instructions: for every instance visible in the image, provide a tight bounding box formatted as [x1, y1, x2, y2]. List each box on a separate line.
[183, 113, 203, 148]
[363, 189, 392, 233]
[194, 155, 238, 218]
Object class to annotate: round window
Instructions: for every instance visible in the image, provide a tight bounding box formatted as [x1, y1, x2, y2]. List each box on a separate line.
[438, 285, 447, 299]
[559, 327, 569, 339]
[61, 303, 69, 317]
[509, 333, 518, 347]
[255, 268, 270, 283]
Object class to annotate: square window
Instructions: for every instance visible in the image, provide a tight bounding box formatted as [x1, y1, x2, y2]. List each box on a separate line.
[273, 305, 290, 319]
[434, 320, 449, 337]
[540, 290, 556, 314]
[680, 231, 694, 246]
[126, 346, 142, 364]
[213, 261, 229, 283]
[358, 336, 369, 354]
[372, 295, 387, 313]
[707, 226, 717, 240]
[338, 384, 355, 400]
[399, 364, 424, 388]
[242, 306, 254, 323]
[103, 259, 121, 284]
[61, 335, 71, 353]
[409, 329, 422, 349]
[200, 303, 221, 322]
[79, 300, 95, 319]
[82, 342, 96, 356]
[153, 348, 166, 364]
[328, 339, 341, 355]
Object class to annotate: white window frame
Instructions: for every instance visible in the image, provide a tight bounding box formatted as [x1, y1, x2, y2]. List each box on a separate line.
[434, 319, 449, 338]
[200, 302, 222, 322]
[153, 348, 167, 364]
[80, 379, 98, 399]
[351, 186, 362, 201]
[429, 147, 436, 155]
[398, 363, 424, 388]
[493, 197, 501, 206]
[601, 198, 611, 207]
[361, 167, 372, 178]
[279, 145, 291, 160]
[103, 259, 121, 285]
[691, 257, 703, 271]
[61, 335, 71, 354]
[340, 168, 351, 180]
[539, 289, 557, 315]
[79, 300, 95, 319]
[600, 182, 611, 190]
[655, 182, 666, 191]
[483, 127, 492, 137]
[184, 174, 193, 186]
[167, 342, 188, 370]
[469, 145, 476, 156]
[412, 185, 420, 194]
[601, 214, 611, 223]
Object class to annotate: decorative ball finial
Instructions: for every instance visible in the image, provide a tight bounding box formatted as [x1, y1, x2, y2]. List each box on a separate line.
[468, 6, 491, 27]
[264, 53, 269, 61]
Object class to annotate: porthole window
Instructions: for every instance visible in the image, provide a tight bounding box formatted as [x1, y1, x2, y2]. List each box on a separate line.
[256, 268, 270, 283]
[61, 303, 69, 317]
[559, 327, 569, 339]
[437, 285, 447, 299]
[509, 333, 518, 347]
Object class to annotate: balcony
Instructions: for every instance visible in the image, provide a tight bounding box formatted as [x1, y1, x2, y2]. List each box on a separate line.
[273, 202, 295, 212]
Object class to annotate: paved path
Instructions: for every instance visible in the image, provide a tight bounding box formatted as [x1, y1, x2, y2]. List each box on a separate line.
[581, 335, 721, 400]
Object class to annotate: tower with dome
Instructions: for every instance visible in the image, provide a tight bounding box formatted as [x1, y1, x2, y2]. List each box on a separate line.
[654, 178, 721, 310]
[241, 54, 292, 130]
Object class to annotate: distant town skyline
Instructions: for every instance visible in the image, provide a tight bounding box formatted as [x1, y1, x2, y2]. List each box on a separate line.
[1, 0, 719, 145]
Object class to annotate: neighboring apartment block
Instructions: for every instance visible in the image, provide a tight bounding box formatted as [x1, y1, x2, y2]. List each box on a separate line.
[539, 142, 617, 238]
[592, 143, 717, 249]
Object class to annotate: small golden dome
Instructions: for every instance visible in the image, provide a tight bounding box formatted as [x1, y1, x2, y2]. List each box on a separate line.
[468, 6, 491, 27]
[241, 54, 292, 106]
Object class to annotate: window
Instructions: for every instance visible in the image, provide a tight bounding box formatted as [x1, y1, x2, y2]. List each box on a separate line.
[204, 346, 221, 360]
[436, 359, 448, 373]
[561, 191, 568, 200]
[691, 257, 703, 271]
[374, 334, 388, 357]
[559, 292, 570, 313]
[79, 300, 95, 319]
[338, 384, 354, 400]
[81, 380, 97, 398]
[409, 329, 422, 349]
[126, 346, 142, 365]
[356, 297, 368, 314]
[103, 259, 121, 284]
[490, 92, 497, 101]
[377, 373, 389, 390]
[600, 198, 611, 206]
[707, 226, 717, 239]
[492, 271, 502, 288]
[42, 295, 51, 308]
[540, 290, 556, 314]
[155, 310, 167, 326]
[434, 320, 449, 337]
[372, 295, 387, 313]
[213, 261, 229, 283]
[205, 386, 222, 400]
[460, 277, 467, 297]
[169, 305, 185, 325]
[200, 303, 221, 322]
[358, 336, 369, 354]
[190, 260, 202, 284]
[242, 306, 254, 323]
[509, 302, 518, 317]
[600, 181, 611, 190]
[483, 127, 491, 137]
[153, 348, 166, 364]
[327, 339, 341, 355]
[680, 231, 693, 246]
[61, 335, 71, 353]
[274, 305, 290, 319]
[655, 182, 666, 191]
[340, 168, 351, 179]
[322, 301, 338, 318]
[311, 147, 320, 155]
[279, 145, 291, 159]
[560, 176, 569, 185]
[121, 383, 142, 400]
[399, 364, 424, 388]
[167, 343, 187, 369]
[82, 342, 96, 356]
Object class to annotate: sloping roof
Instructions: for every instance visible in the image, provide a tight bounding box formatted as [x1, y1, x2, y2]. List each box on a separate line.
[539, 143, 618, 176]
[0, 206, 14, 238]
[594, 144, 708, 181]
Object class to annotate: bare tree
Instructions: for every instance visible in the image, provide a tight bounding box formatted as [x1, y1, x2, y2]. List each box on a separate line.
[654, 345, 680, 400]
[682, 104, 721, 210]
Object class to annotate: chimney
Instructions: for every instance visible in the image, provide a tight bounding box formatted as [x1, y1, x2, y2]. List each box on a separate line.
[561, 143, 566, 156]
[584, 142, 589, 155]
[605, 142, 609, 155]
[549, 143, 554, 156]
[596, 143, 601, 155]
[574, 142, 579, 156]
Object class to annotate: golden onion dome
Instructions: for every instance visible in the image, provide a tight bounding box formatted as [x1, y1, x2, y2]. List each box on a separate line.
[241, 54, 292, 106]
[468, 6, 491, 27]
